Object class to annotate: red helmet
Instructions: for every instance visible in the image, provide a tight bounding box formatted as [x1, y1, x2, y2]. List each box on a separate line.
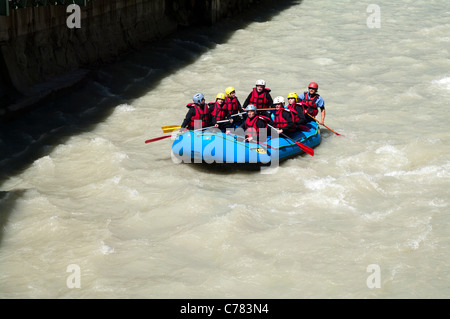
[308, 82, 319, 89]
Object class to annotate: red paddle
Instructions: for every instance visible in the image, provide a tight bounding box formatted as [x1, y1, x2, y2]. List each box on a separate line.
[268, 124, 314, 156]
[145, 135, 172, 144]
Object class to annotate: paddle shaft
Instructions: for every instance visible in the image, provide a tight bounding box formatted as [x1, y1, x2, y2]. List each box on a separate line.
[151, 120, 234, 143]
[267, 124, 314, 156]
[193, 119, 233, 131]
[232, 134, 275, 150]
[162, 111, 263, 133]
[307, 114, 341, 136]
[145, 134, 172, 144]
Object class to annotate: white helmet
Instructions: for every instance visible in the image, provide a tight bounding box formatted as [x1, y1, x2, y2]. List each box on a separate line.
[246, 104, 257, 112]
[255, 79, 266, 86]
[273, 96, 285, 105]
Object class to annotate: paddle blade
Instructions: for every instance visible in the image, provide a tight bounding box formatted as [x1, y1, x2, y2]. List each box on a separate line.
[161, 125, 181, 133]
[145, 135, 172, 144]
[162, 126, 181, 133]
[295, 141, 314, 156]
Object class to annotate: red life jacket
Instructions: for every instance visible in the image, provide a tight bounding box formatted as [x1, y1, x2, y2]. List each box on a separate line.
[186, 103, 210, 129]
[287, 103, 302, 125]
[209, 101, 228, 121]
[244, 115, 270, 140]
[300, 92, 320, 117]
[273, 108, 294, 131]
[249, 87, 271, 109]
[225, 96, 240, 115]
[286, 103, 310, 131]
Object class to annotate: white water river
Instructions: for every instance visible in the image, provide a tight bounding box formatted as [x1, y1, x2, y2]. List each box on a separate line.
[0, 0, 449, 298]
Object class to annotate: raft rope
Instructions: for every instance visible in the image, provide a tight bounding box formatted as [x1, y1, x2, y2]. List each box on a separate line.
[194, 124, 319, 151]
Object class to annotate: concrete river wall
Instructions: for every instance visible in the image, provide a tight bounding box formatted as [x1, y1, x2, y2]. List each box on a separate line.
[0, 0, 280, 120]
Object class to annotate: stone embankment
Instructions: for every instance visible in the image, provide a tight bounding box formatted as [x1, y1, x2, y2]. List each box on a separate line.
[0, 0, 276, 120]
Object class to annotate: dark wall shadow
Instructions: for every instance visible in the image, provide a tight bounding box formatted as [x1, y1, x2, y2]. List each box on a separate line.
[0, 189, 26, 247]
[0, 0, 302, 189]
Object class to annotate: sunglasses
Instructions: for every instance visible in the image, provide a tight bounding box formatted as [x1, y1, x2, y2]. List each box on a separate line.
[308, 87, 317, 90]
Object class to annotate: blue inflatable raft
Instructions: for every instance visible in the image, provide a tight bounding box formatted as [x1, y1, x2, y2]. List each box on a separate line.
[171, 121, 321, 168]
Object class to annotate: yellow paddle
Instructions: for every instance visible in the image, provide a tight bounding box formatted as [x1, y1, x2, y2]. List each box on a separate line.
[161, 125, 181, 133]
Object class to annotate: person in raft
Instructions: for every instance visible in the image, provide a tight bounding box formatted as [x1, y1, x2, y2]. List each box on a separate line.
[208, 93, 234, 131]
[179, 93, 211, 131]
[242, 79, 273, 118]
[272, 96, 294, 135]
[298, 82, 325, 125]
[224, 86, 245, 126]
[238, 104, 272, 143]
[286, 92, 308, 131]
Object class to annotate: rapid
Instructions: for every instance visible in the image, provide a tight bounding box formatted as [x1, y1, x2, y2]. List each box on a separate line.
[0, 0, 449, 298]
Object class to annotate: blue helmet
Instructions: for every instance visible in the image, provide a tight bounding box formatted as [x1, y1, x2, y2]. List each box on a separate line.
[192, 93, 205, 105]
